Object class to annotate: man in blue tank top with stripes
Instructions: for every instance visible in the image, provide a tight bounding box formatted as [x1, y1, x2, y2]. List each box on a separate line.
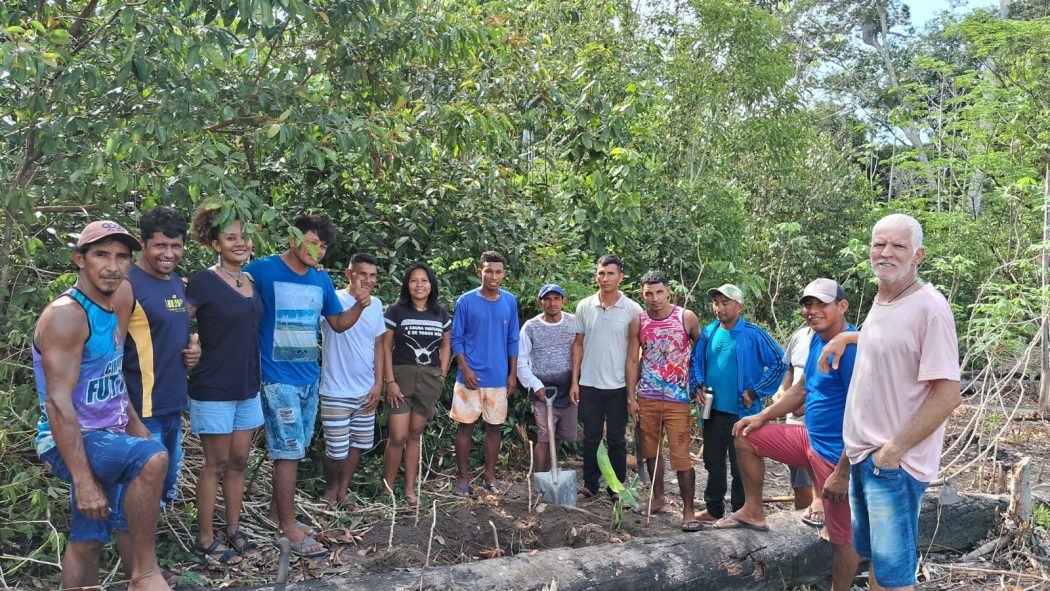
[34, 220, 170, 590]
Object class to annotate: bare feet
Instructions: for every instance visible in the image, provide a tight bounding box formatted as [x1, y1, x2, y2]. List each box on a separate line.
[633, 501, 671, 516]
[128, 568, 172, 590]
[693, 509, 719, 523]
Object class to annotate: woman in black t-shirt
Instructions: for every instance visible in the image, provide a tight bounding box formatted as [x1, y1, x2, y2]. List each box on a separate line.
[185, 205, 264, 565]
[381, 262, 451, 506]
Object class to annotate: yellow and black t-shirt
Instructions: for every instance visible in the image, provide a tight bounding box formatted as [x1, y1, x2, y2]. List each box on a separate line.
[123, 265, 190, 417]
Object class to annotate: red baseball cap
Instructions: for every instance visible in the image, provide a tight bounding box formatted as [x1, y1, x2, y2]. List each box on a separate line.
[76, 220, 141, 251]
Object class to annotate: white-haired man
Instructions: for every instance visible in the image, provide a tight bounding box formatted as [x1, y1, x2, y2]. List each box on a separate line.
[822, 213, 961, 591]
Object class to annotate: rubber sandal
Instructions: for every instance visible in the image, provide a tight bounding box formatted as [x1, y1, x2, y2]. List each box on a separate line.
[405, 494, 419, 507]
[452, 482, 472, 498]
[801, 510, 825, 528]
[195, 538, 242, 566]
[285, 536, 328, 559]
[681, 519, 704, 532]
[482, 481, 509, 496]
[577, 487, 595, 502]
[227, 530, 259, 556]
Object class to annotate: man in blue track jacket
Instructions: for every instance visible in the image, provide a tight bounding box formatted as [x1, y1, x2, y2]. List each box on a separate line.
[689, 284, 785, 521]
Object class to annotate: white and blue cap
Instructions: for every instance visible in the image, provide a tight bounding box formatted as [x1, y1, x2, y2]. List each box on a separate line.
[799, 278, 845, 304]
[538, 284, 565, 298]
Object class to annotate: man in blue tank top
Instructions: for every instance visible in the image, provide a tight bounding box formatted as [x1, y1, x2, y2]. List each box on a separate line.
[114, 206, 200, 510]
[34, 220, 170, 590]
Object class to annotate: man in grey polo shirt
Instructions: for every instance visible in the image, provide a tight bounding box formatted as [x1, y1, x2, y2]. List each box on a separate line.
[570, 254, 643, 499]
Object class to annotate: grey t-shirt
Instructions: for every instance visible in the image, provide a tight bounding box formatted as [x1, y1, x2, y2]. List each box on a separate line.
[782, 324, 812, 424]
[574, 292, 643, 389]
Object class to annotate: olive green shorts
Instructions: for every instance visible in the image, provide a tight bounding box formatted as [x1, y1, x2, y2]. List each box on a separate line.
[387, 364, 443, 419]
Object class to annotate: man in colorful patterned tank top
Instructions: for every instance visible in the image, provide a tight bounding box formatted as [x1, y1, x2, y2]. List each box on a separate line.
[628, 271, 701, 531]
[34, 221, 170, 590]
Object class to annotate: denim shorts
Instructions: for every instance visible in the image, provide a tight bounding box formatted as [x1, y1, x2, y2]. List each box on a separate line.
[139, 413, 183, 508]
[260, 381, 319, 460]
[40, 431, 167, 543]
[850, 453, 929, 587]
[189, 396, 264, 435]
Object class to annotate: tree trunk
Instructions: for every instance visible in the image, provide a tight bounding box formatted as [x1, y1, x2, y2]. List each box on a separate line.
[247, 493, 1006, 591]
[1039, 163, 1050, 416]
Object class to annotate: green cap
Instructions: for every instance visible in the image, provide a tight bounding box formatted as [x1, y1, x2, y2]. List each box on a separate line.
[707, 283, 744, 304]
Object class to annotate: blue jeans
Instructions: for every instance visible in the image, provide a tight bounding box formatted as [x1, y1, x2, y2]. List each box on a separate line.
[40, 431, 167, 543]
[140, 413, 183, 507]
[261, 381, 320, 460]
[850, 453, 928, 588]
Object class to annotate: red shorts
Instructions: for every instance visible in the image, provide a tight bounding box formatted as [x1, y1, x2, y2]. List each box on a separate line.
[742, 423, 852, 545]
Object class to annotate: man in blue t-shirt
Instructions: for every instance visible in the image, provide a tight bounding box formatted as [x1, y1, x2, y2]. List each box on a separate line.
[718, 278, 860, 591]
[449, 251, 520, 497]
[689, 283, 785, 522]
[245, 214, 372, 558]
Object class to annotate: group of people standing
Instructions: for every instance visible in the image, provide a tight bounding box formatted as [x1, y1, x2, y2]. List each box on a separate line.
[33, 208, 959, 591]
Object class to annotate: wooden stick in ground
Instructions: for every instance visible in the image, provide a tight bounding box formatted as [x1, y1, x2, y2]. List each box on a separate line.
[489, 520, 501, 557]
[527, 439, 534, 512]
[420, 501, 437, 591]
[1009, 456, 1033, 523]
[383, 478, 397, 549]
[415, 435, 423, 527]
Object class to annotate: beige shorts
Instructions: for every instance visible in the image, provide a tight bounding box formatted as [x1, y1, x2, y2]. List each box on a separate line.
[449, 382, 508, 425]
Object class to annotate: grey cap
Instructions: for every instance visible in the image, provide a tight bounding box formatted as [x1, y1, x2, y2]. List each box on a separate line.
[707, 283, 744, 304]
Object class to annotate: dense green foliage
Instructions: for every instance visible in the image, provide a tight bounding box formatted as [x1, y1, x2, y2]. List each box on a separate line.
[2, 0, 1048, 583]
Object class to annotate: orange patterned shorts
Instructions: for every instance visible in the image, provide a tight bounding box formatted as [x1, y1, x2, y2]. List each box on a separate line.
[449, 382, 508, 425]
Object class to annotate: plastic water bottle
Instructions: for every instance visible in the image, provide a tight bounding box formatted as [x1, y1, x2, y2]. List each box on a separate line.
[701, 386, 714, 420]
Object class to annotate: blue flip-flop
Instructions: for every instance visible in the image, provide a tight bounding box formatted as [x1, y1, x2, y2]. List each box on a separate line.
[452, 482, 473, 497]
[483, 481, 509, 496]
[286, 536, 328, 559]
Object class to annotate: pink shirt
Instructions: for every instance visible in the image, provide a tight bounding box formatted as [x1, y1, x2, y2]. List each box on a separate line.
[843, 283, 960, 482]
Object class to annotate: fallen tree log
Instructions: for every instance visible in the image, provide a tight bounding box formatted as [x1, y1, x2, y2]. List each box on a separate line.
[245, 491, 1006, 591]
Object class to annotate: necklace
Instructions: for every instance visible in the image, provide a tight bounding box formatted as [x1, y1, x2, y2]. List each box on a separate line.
[887, 279, 918, 303]
[216, 264, 244, 288]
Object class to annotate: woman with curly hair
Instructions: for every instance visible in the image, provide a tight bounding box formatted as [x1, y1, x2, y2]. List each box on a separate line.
[381, 262, 451, 506]
[184, 203, 263, 565]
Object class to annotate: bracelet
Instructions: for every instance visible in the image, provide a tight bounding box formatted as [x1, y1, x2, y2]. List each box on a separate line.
[385, 379, 395, 385]
[440, 374, 447, 380]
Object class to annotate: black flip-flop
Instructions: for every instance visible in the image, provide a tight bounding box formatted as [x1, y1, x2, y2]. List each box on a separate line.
[681, 519, 704, 532]
[801, 510, 825, 528]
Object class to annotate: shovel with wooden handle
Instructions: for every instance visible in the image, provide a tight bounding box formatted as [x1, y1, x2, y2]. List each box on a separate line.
[531, 387, 577, 505]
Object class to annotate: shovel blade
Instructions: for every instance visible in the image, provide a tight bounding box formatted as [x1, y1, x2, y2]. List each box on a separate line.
[532, 469, 577, 506]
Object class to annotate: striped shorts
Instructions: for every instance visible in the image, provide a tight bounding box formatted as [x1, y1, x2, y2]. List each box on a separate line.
[319, 395, 376, 460]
